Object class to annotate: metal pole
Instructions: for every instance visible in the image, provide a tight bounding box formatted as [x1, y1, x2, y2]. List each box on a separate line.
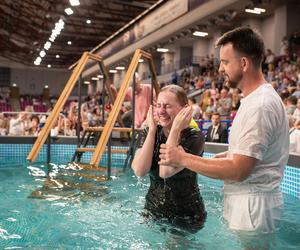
[107, 134, 112, 179]
[77, 75, 83, 146]
[102, 76, 106, 125]
[46, 135, 51, 164]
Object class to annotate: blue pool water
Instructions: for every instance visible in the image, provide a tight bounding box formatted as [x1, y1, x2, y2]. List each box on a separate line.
[0, 161, 300, 249]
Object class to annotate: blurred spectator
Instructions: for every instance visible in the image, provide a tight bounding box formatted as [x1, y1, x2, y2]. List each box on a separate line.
[286, 95, 297, 115]
[27, 115, 40, 136]
[125, 73, 154, 128]
[217, 88, 232, 118]
[188, 97, 201, 119]
[0, 113, 9, 135]
[289, 115, 300, 153]
[121, 103, 133, 128]
[293, 98, 300, 126]
[205, 113, 228, 143]
[171, 70, 179, 85]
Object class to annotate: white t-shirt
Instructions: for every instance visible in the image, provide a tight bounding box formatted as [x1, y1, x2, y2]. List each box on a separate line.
[226, 83, 289, 193]
[223, 83, 289, 232]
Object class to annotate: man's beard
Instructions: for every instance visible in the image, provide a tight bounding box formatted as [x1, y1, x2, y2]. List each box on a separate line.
[225, 73, 242, 89]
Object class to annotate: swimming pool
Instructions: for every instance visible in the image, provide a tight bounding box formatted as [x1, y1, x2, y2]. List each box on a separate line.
[0, 146, 300, 249]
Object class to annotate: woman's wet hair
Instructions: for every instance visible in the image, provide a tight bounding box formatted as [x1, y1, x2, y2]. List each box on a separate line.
[160, 84, 188, 106]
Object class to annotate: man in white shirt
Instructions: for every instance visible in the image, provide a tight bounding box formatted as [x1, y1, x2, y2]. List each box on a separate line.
[159, 27, 289, 247]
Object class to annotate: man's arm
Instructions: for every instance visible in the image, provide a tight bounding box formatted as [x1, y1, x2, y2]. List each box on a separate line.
[159, 145, 256, 182]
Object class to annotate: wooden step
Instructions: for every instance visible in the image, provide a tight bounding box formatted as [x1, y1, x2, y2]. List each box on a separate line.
[85, 126, 142, 133]
[76, 147, 129, 154]
[76, 147, 95, 152]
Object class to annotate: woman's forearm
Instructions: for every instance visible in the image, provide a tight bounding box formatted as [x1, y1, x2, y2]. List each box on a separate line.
[131, 129, 156, 177]
[159, 127, 183, 178]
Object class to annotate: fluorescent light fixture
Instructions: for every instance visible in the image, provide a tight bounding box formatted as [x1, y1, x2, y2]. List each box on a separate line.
[44, 41, 51, 50]
[49, 18, 64, 42]
[84, 81, 90, 84]
[254, 7, 266, 12]
[91, 77, 98, 80]
[56, 54, 60, 58]
[47, 64, 51, 68]
[245, 8, 261, 14]
[138, 59, 144, 63]
[39, 50, 46, 57]
[86, 19, 91, 24]
[97, 74, 104, 79]
[116, 66, 125, 70]
[44, 85, 49, 88]
[109, 69, 118, 73]
[69, 0, 80, 6]
[67, 41, 72, 45]
[12, 83, 17, 87]
[193, 31, 208, 37]
[156, 48, 169, 53]
[34, 57, 42, 65]
[65, 8, 74, 15]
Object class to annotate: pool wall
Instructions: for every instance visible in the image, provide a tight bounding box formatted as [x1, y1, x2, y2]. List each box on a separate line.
[1, 136, 299, 198]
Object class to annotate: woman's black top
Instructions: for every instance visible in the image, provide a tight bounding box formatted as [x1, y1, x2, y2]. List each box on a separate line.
[138, 125, 207, 232]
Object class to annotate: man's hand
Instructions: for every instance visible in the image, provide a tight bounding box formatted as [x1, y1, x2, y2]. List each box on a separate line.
[159, 144, 185, 167]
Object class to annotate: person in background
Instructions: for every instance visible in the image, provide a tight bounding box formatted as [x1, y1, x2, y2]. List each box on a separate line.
[126, 73, 154, 128]
[205, 112, 228, 143]
[0, 113, 9, 135]
[9, 112, 28, 136]
[159, 27, 289, 249]
[27, 115, 40, 136]
[188, 97, 201, 119]
[132, 85, 206, 233]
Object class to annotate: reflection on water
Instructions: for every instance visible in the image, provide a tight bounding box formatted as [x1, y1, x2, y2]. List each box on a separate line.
[0, 163, 299, 249]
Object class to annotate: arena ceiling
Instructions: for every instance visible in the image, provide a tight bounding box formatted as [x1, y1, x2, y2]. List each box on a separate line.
[0, 0, 160, 68]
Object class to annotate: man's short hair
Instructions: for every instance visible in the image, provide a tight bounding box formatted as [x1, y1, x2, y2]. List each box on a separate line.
[212, 112, 220, 117]
[215, 26, 265, 68]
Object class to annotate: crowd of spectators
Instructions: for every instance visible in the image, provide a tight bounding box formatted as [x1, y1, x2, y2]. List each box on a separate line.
[1, 33, 300, 152]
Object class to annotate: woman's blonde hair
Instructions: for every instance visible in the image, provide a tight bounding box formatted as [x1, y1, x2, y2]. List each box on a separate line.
[159, 84, 188, 106]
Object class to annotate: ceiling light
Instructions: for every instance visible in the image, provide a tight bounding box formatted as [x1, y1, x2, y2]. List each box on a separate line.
[193, 31, 208, 37]
[69, 0, 80, 6]
[116, 66, 125, 70]
[245, 8, 261, 14]
[138, 59, 144, 63]
[109, 69, 117, 73]
[56, 54, 60, 58]
[47, 64, 51, 68]
[39, 50, 46, 57]
[254, 7, 266, 13]
[91, 77, 98, 80]
[12, 83, 17, 87]
[97, 74, 104, 79]
[44, 41, 51, 50]
[86, 20, 91, 24]
[84, 81, 90, 84]
[64, 8, 74, 15]
[67, 41, 72, 45]
[44, 85, 49, 88]
[156, 48, 169, 53]
[34, 57, 42, 65]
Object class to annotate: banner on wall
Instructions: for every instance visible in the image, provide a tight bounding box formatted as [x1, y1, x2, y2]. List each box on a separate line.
[96, 0, 208, 59]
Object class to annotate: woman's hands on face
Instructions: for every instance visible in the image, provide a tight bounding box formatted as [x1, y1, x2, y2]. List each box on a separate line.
[146, 105, 157, 132]
[172, 106, 192, 132]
